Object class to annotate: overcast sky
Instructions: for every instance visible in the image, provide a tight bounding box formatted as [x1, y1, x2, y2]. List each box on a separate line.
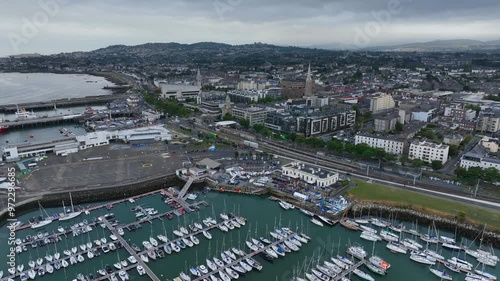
[1, 0, 500, 56]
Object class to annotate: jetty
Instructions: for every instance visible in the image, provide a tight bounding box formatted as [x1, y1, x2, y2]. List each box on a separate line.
[0, 114, 84, 129]
[0, 95, 127, 112]
[333, 259, 366, 281]
[136, 216, 243, 256]
[192, 232, 299, 281]
[102, 218, 161, 281]
[119, 200, 208, 229]
[15, 188, 166, 231]
[1, 238, 121, 281]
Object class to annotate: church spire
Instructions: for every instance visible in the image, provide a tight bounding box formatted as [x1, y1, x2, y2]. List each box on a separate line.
[196, 68, 202, 87]
[304, 63, 314, 97]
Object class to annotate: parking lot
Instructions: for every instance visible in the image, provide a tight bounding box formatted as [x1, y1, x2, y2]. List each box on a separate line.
[21, 143, 182, 192]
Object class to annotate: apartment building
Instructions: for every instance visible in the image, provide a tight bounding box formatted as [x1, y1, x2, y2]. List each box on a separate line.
[354, 134, 405, 155]
[370, 93, 395, 113]
[408, 140, 449, 164]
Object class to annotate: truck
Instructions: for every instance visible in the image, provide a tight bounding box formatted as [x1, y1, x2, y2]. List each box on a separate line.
[243, 140, 259, 149]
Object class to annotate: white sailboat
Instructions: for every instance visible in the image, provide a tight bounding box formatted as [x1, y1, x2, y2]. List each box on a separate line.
[59, 193, 81, 221]
[429, 267, 452, 280]
[31, 202, 53, 229]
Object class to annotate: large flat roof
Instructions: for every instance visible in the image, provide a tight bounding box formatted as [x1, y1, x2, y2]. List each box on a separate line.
[215, 121, 237, 126]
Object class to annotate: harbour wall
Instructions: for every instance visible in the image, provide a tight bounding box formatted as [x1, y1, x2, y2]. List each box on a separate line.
[351, 202, 500, 248]
[0, 174, 193, 226]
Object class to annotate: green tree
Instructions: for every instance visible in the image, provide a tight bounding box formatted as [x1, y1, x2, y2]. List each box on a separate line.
[412, 159, 425, 167]
[239, 118, 250, 128]
[483, 167, 500, 182]
[448, 144, 460, 157]
[395, 121, 403, 133]
[222, 113, 233, 121]
[295, 135, 306, 143]
[466, 167, 483, 180]
[286, 133, 297, 142]
[454, 166, 467, 177]
[431, 160, 444, 170]
[423, 129, 435, 139]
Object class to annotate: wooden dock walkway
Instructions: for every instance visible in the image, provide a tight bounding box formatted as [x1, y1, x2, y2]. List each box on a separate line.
[119, 200, 208, 229]
[15, 189, 164, 231]
[99, 263, 139, 281]
[136, 217, 243, 255]
[102, 218, 161, 281]
[16, 221, 98, 248]
[0, 239, 121, 281]
[333, 259, 366, 281]
[192, 233, 297, 281]
[178, 177, 195, 199]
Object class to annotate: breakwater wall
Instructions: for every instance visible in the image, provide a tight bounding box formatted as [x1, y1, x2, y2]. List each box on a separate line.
[0, 174, 185, 225]
[351, 201, 500, 248]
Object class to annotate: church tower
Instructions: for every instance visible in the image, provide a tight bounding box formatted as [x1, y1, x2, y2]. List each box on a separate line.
[196, 68, 202, 88]
[304, 64, 314, 97]
[222, 94, 232, 116]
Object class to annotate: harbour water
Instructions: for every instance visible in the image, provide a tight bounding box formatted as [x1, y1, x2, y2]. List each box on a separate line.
[0, 72, 113, 146]
[1, 191, 499, 281]
[0, 124, 87, 146]
[0, 73, 114, 106]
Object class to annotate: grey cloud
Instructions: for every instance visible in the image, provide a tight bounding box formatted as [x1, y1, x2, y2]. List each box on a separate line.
[0, 0, 499, 56]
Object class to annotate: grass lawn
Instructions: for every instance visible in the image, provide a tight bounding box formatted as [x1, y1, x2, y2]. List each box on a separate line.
[347, 179, 500, 231]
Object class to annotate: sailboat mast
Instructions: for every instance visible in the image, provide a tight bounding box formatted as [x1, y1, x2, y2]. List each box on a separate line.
[69, 192, 75, 213]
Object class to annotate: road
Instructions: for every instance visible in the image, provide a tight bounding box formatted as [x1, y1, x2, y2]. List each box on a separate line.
[441, 136, 480, 174]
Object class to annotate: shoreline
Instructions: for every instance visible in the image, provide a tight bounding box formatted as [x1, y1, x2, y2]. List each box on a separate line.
[351, 201, 500, 248]
[264, 188, 500, 247]
[0, 70, 129, 92]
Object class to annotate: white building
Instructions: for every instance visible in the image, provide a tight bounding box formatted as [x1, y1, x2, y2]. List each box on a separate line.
[77, 126, 173, 149]
[237, 80, 269, 91]
[354, 134, 405, 155]
[460, 152, 500, 170]
[411, 109, 436, 122]
[282, 162, 339, 187]
[409, 140, 449, 164]
[2, 139, 79, 161]
[142, 110, 161, 122]
[159, 84, 201, 100]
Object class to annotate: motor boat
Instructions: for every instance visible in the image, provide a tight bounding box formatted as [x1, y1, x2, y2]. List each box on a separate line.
[127, 255, 137, 264]
[137, 265, 146, 276]
[203, 230, 212, 239]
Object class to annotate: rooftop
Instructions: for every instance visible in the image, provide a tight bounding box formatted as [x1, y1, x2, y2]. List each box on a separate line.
[282, 162, 338, 179]
[410, 140, 448, 149]
[196, 158, 221, 169]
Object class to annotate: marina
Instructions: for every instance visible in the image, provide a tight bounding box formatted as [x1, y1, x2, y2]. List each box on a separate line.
[1, 189, 499, 281]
